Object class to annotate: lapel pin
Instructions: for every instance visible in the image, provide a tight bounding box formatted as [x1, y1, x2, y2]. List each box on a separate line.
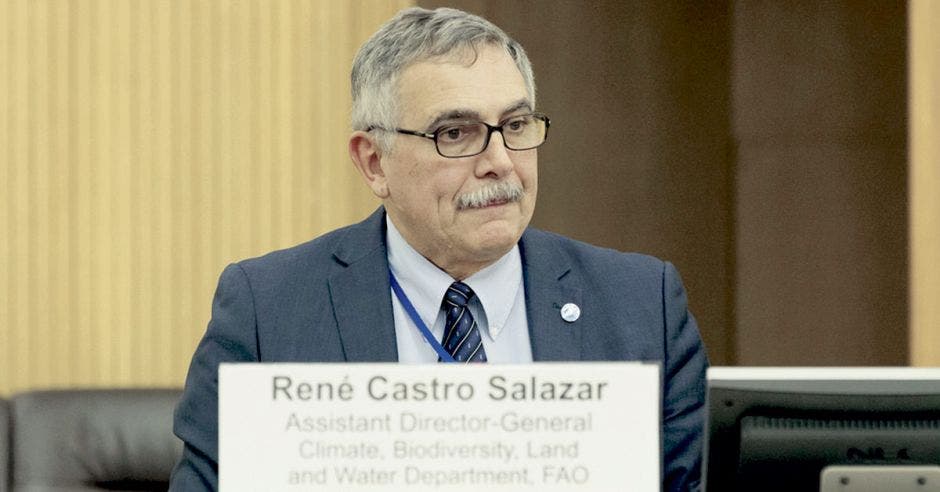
[560, 303, 580, 323]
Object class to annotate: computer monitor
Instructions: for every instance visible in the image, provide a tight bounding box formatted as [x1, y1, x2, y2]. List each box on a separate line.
[704, 367, 940, 492]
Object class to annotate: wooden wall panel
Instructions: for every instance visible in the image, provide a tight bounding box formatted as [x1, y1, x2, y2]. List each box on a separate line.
[909, 0, 940, 366]
[732, 1, 908, 365]
[0, 0, 411, 395]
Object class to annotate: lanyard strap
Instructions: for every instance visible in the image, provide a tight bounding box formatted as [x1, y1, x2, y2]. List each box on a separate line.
[389, 271, 457, 363]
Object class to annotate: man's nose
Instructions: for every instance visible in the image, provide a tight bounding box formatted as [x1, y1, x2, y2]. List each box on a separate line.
[475, 131, 514, 178]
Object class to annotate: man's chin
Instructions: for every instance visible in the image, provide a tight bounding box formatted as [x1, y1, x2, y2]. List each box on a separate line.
[468, 222, 525, 254]
[455, 203, 531, 246]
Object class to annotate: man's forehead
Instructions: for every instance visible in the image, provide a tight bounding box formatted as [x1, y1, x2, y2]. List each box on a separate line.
[395, 45, 530, 127]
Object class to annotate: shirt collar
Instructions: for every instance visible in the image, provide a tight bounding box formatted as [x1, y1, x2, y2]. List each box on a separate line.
[385, 216, 523, 340]
[462, 243, 522, 339]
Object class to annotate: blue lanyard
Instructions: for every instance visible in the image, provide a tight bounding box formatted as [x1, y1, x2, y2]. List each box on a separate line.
[388, 271, 457, 363]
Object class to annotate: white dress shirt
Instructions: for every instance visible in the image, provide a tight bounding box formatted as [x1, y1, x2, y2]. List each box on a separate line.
[386, 217, 533, 363]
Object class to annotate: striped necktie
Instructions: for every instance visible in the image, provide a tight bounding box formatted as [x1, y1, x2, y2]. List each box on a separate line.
[440, 282, 487, 363]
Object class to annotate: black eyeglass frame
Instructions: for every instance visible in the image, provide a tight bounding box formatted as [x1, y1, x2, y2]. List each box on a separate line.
[369, 112, 550, 158]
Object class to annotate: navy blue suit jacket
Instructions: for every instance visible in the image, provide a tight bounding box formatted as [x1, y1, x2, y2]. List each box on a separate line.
[170, 208, 708, 491]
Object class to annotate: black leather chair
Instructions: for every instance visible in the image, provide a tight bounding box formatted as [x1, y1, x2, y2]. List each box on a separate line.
[9, 389, 182, 492]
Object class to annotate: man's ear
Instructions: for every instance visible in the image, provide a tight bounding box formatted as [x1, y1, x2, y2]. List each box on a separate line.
[349, 131, 390, 199]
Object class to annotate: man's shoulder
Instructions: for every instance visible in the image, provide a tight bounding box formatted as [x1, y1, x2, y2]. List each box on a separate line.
[522, 227, 666, 273]
[237, 225, 347, 269]
[230, 209, 384, 282]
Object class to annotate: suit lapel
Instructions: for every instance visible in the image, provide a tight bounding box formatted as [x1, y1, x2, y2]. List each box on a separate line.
[328, 208, 399, 362]
[520, 230, 583, 361]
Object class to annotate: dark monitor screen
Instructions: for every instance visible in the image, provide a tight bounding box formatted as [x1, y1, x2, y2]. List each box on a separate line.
[704, 368, 940, 492]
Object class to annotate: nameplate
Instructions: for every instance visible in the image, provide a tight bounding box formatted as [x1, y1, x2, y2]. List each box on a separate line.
[219, 362, 660, 491]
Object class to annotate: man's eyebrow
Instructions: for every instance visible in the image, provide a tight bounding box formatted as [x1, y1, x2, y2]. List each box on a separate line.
[423, 109, 483, 132]
[422, 99, 534, 131]
[500, 99, 533, 118]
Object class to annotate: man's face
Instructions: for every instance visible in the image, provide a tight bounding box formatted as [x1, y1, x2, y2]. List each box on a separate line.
[379, 45, 538, 278]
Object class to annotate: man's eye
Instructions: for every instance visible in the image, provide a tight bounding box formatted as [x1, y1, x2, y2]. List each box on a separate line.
[505, 117, 530, 133]
[438, 124, 478, 142]
[442, 128, 463, 141]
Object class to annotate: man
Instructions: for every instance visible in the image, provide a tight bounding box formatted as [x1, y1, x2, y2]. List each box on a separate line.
[171, 7, 707, 491]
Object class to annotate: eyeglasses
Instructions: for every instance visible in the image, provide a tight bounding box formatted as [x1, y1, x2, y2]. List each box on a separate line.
[370, 113, 550, 158]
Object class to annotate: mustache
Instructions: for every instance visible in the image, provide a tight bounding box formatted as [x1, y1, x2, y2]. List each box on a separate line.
[456, 181, 525, 210]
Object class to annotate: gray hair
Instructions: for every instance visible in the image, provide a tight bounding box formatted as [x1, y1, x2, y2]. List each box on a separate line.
[351, 7, 536, 151]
